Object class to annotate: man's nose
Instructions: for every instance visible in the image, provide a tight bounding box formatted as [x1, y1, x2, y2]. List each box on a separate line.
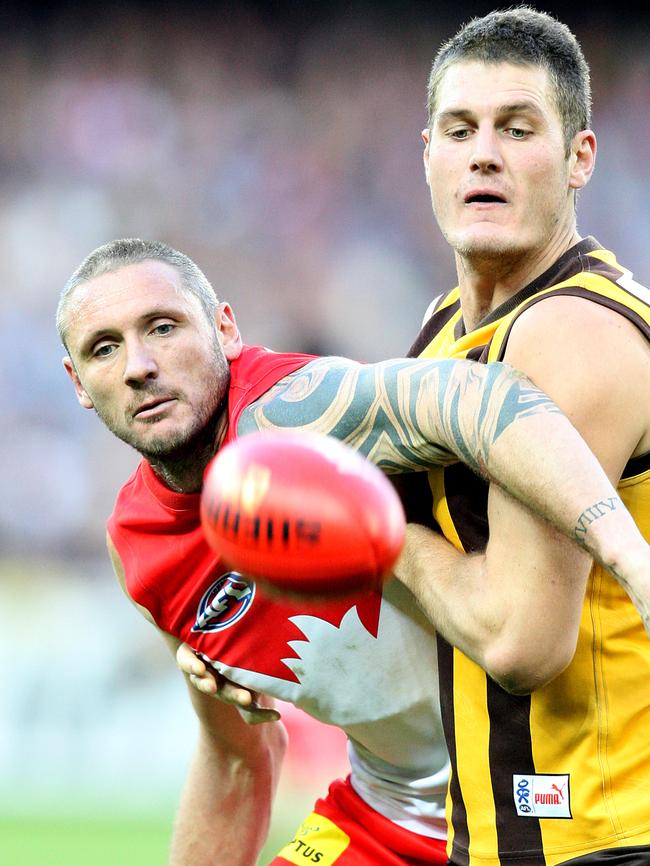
[470, 126, 503, 173]
[123, 340, 158, 386]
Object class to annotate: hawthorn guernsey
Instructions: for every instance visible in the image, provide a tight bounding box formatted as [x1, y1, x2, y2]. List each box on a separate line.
[200, 430, 406, 595]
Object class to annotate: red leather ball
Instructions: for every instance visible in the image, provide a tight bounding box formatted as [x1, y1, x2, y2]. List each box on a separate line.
[201, 430, 405, 595]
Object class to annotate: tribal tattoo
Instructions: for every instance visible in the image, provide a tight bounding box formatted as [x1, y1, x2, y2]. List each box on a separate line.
[238, 356, 561, 476]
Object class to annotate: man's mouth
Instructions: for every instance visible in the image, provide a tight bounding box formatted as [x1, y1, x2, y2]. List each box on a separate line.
[133, 397, 177, 419]
[464, 190, 507, 204]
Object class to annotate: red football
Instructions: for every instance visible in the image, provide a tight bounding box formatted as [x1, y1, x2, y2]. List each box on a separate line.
[201, 430, 405, 594]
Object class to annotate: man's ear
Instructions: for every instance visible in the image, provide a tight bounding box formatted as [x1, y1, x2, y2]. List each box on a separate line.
[62, 357, 94, 409]
[569, 129, 596, 191]
[422, 128, 431, 186]
[216, 302, 243, 361]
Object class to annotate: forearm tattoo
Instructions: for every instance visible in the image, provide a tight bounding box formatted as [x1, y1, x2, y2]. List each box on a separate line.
[574, 497, 621, 545]
[238, 357, 562, 475]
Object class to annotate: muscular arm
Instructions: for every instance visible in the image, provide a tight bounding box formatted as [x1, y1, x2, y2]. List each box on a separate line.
[395, 297, 650, 691]
[107, 536, 287, 866]
[238, 353, 650, 596]
[168, 662, 287, 866]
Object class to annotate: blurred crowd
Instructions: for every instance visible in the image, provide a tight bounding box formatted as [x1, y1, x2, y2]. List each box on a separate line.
[1, 4, 649, 560]
[1, 0, 649, 839]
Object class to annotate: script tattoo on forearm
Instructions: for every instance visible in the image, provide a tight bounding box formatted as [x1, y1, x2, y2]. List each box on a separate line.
[574, 497, 622, 545]
[239, 357, 562, 475]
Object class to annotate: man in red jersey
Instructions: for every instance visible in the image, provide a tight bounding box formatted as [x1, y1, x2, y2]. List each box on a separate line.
[58, 238, 649, 866]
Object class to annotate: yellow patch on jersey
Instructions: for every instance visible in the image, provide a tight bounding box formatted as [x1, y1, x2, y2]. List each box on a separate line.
[276, 812, 350, 865]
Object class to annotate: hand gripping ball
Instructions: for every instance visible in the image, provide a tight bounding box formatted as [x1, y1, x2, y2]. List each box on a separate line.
[201, 430, 405, 595]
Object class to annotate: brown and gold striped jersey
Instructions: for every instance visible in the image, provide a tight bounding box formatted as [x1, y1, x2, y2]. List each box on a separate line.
[408, 238, 650, 865]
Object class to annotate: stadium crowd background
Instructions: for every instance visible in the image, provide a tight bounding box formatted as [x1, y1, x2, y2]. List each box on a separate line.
[1, 2, 648, 863]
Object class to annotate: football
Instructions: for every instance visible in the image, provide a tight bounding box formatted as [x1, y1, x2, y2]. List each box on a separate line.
[201, 430, 405, 594]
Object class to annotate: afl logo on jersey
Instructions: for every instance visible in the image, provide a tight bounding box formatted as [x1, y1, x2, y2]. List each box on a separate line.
[192, 572, 256, 633]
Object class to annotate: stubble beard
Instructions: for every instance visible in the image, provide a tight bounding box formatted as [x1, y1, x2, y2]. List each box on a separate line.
[447, 209, 566, 282]
[96, 346, 231, 489]
[144, 393, 228, 493]
[438, 208, 528, 273]
[441, 172, 572, 279]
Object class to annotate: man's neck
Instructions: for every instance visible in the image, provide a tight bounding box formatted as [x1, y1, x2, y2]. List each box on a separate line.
[147, 411, 229, 494]
[456, 229, 581, 332]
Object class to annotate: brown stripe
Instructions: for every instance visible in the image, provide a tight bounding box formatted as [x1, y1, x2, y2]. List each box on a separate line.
[443, 465, 545, 861]
[466, 345, 486, 363]
[389, 472, 437, 527]
[559, 844, 650, 864]
[440, 464, 488, 864]
[486, 679, 546, 863]
[622, 451, 650, 480]
[437, 634, 470, 866]
[407, 295, 460, 358]
[443, 464, 489, 553]
[492, 287, 650, 363]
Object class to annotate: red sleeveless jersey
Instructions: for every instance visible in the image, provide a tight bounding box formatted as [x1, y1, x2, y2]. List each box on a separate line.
[107, 344, 449, 840]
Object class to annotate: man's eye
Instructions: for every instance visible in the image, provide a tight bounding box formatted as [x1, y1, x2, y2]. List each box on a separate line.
[507, 127, 529, 139]
[450, 128, 471, 139]
[153, 323, 174, 335]
[94, 344, 114, 358]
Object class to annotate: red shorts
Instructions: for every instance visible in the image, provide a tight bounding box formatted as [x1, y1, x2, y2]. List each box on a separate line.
[268, 776, 448, 866]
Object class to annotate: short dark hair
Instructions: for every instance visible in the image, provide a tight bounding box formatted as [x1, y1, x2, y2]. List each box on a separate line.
[427, 7, 591, 152]
[57, 238, 218, 351]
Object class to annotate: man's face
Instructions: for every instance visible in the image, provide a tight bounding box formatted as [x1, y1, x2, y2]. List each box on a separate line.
[423, 61, 591, 265]
[63, 260, 240, 460]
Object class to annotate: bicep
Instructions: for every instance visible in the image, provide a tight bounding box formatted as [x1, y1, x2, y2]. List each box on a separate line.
[482, 482, 592, 689]
[479, 298, 649, 683]
[238, 356, 456, 471]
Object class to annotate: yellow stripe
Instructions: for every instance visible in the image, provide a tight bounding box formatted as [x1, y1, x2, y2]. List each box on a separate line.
[531, 470, 650, 861]
[437, 288, 461, 310]
[453, 650, 498, 860]
[428, 469, 499, 859]
[428, 469, 463, 551]
[418, 310, 465, 360]
[586, 248, 619, 267]
[488, 270, 650, 362]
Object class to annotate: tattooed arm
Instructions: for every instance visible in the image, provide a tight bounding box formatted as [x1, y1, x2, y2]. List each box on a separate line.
[239, 356, 646, 570]
[397, 297, 650, 688]
[239, 354, 650, 658]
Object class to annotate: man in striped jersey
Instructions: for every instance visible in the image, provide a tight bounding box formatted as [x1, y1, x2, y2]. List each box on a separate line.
[397, 7, 650, 865]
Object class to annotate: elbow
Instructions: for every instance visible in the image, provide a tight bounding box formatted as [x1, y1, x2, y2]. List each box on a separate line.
[268, 718, 289, 766]
[482, 638, 575, 695]
[250, 718, 289, 784]
[213, 719, 288, 797]
[244, 718, 288, 771]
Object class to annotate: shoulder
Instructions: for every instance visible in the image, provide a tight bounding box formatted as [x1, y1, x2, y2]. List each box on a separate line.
[246, 355, 363, 400]
[231, 345, 317, 388]
[503, 293, 650, 472]
[505, 292, 649, 366]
